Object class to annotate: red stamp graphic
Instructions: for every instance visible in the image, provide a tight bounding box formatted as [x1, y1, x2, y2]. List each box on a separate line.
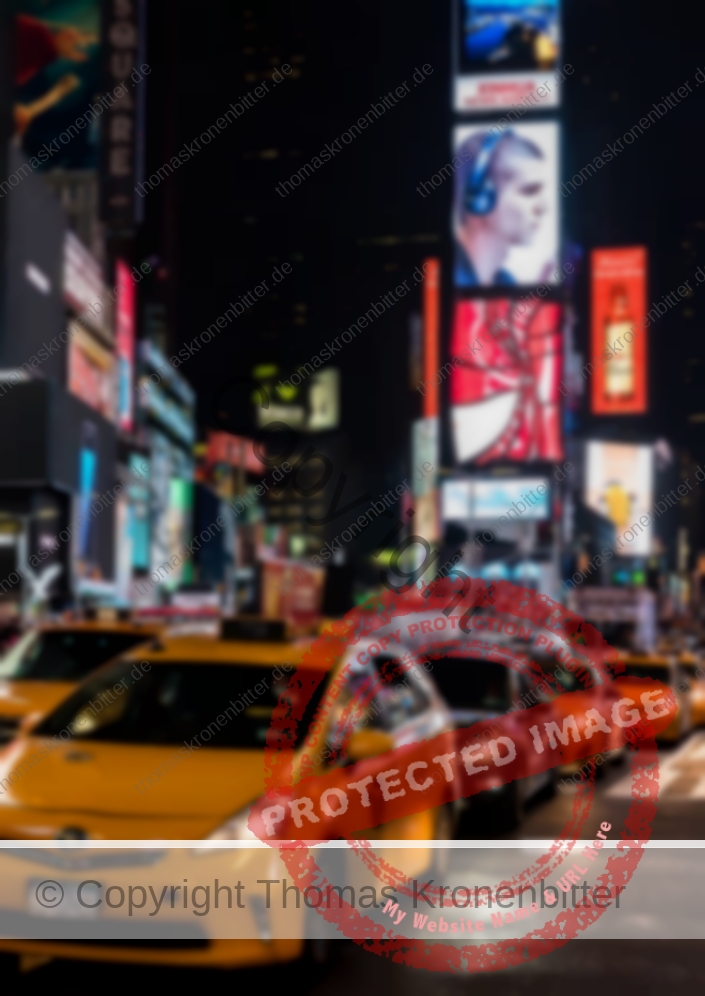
[254, 579, 673, 973]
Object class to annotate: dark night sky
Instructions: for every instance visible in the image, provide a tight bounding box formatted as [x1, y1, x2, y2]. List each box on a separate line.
[139, 0, 705, 476]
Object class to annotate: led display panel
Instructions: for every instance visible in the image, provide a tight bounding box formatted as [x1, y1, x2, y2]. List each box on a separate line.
[449, 298, 562, 464]
[452, 122, 559, 288]
[454, 0, 561, 112]
[585, 441, 653, 556]
[590, 246, 647, 415]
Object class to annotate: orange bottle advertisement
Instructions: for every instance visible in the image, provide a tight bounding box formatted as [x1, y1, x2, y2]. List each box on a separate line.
[590, 246, 647, 415]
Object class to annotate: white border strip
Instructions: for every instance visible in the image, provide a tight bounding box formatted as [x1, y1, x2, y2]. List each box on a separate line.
[0, 839, 701, 849]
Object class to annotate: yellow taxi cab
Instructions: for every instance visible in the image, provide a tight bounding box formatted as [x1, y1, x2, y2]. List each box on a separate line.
[0, 618, 453, 970]
[676, 651, 705, 727]
[0, 618, 161, 744]
[613, 653, 692, 743]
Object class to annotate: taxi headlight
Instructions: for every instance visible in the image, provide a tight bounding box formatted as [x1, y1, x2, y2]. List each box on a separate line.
[191, 801, 266, 854]
[206, 805, 259, 841]
[192, 797, 289, 855]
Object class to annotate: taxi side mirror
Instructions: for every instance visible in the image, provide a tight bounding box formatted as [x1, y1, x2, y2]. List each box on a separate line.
[347, 729, 394, 761]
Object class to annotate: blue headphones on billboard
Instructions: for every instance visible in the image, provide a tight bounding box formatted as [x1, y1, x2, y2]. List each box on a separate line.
[464, 129, 513, 215]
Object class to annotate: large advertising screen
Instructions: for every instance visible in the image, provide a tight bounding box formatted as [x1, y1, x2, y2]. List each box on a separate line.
[15, 1, 102, 170]
[590, 246, 647, 415]
[449, 299, 562, 464]
[585, 442, 653, 557]
[453, 122, 559, 288]
[454, 0, 560, 112]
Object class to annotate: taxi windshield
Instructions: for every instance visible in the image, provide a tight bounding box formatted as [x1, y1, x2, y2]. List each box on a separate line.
[35, 661, 325, 749]
[427, 656, 510, 712]
[623, 663, 670, 682]
[1, 630, 149, 682]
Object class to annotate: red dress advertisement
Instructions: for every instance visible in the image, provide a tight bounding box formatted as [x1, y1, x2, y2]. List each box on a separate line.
[449, 299, 562, 464]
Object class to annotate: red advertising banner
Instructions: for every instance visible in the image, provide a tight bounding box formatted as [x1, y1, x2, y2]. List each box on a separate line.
[449, 299, 562, 464]
[206, 431, 266, 474]
[115, 259, 135, 432]
[590, 246, 647, 415]
[423, 258, 441, 419]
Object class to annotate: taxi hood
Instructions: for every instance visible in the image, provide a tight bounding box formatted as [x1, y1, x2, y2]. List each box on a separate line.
[0, 736, 268, 822]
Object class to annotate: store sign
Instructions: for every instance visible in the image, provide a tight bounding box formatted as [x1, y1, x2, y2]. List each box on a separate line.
[101, 0, 146, 231]
[206, 431, 266, 474]
[261, 559, 325, 637]
[138, 379, 195, 447]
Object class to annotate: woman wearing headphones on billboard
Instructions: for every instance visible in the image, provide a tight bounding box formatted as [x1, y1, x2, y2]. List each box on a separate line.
[454, 128, 550, 287]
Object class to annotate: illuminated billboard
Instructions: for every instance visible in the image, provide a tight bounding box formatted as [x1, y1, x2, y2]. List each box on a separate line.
[474, 478, 549, 519]
[255, 365, 340, 432]
[412, 417, 439, 497]
[585, 442, 653, 557]
[449, 298, 562, 464]
[64, 231, 111, 342]
[441, 480, 472, 520]
[442, 477, 550, 520]
[206, 432, 266, 474]
[454, 0, 560, 112]
[590, 247, 647, 415]
[115, 260, 135, 432]
[15, 1, 101, 170]
[261, 559, 326, 637]
[68, 321, 115, 421]
[453, 122, 559, 288]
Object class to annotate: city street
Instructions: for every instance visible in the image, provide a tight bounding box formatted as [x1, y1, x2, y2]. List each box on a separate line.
[519, 733, 705, 840]
[3, 938, 705, 996]
[2, 0, 704, 987]
[3, 736, 705, 990]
